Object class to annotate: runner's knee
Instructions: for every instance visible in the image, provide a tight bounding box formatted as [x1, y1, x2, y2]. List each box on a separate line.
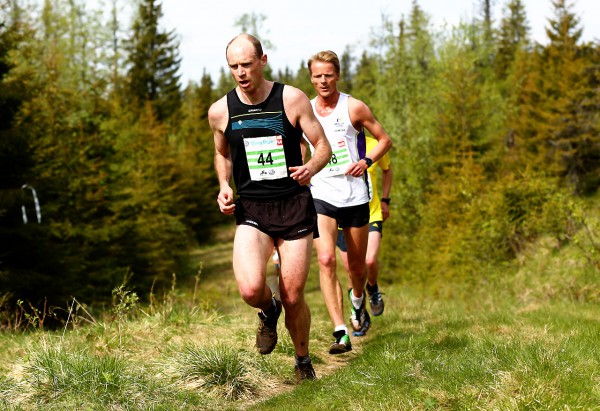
[317, 251, 336, 269]
[365, 256, 378, 271]
[238, 282, 269, 307]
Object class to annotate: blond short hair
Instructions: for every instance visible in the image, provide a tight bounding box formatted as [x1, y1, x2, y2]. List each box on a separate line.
[307, 50, 340, 76]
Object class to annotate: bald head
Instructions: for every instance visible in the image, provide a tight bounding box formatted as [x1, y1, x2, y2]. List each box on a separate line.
[226, 33, 264, 59]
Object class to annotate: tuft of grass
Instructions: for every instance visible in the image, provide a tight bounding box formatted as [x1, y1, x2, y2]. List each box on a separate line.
[26, 343, 128, 405]
[179, 342, 257, 401]
[19, 339, 215, 410]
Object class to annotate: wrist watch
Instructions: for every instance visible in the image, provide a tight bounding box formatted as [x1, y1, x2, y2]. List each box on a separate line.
[362, 157, 373, 168]
[381, 197, 391, 204]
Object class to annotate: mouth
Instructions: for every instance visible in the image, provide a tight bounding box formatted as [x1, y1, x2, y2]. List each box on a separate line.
[239, 79, 250, 87]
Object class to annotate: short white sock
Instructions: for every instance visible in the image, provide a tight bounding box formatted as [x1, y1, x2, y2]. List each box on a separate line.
[334, 324, 348, 334]
[351, 290, 364, 310]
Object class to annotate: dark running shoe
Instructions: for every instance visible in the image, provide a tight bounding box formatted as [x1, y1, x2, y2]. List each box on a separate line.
[329, 330, 352, 354]
[348, 289, 368, 331]
[256, 298, 282, 355]
[295, 362, 316, 383]
[369, 289, 385, 316]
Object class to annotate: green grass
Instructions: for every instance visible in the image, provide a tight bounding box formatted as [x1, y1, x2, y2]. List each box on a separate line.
[254, 298, 600, 410]
[1, 227, 599, 410]
[179, 342, 257, 401]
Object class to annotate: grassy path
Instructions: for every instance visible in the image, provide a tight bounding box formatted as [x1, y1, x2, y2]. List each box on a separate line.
[1, 226, 599, 409]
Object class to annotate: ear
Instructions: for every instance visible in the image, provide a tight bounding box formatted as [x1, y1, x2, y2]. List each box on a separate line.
[261, 54, 268, 67]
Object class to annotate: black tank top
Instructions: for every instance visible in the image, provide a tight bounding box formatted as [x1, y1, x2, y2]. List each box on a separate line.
[226, 82, 305, 200]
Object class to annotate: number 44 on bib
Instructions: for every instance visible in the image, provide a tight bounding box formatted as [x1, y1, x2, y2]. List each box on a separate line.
[244, 135, 288, 181]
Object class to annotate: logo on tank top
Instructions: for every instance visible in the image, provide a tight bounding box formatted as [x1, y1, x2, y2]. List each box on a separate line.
[243, 135, 283, 147]
[232, 113, 286, 137]
[334, 118, 345, 133]
[248, 108, 262, 112]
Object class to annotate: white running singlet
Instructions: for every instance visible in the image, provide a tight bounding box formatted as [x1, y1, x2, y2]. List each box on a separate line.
[307, 93, 370, 208]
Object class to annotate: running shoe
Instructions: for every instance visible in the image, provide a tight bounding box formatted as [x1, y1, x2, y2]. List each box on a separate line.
[348, 288, 368, 331]
[352, 309, 371, 337]
[294, 362, 316, 383]
[329, 330, 352, 354]
[256, 298, 282, 355]
[368, 289, 385, 316]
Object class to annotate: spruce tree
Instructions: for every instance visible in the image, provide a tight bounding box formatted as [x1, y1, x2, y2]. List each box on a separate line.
[495, 0, 530, 79]
[480, 0, 494, 46]
[338, 46, 353, 93]
[125, 0, 182, 121]
[352, 51, 379, 104]
[540, 0, 597, 191]
[0, 3, 33, 190]
[274, 66, 294, 85]
[176, 72, 225, 243]
[214, 67, 235, 97]
[291, 60, 312, 96]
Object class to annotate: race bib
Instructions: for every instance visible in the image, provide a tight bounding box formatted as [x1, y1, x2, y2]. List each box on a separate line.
[323, 136, 351, 177]
[244, 135, 288, 181]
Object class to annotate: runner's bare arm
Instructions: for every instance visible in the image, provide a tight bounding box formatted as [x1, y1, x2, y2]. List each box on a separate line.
[209, 97, 236, 215]
[345, 97, 393, 177]
[381, 164, 393, 221]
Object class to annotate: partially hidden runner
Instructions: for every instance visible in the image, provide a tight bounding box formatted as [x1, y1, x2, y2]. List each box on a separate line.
[337, 135, 393, 331]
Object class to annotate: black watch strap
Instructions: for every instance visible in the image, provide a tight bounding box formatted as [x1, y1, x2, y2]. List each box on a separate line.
[363, 157, 373, 168]
[381, 197, 391, 204]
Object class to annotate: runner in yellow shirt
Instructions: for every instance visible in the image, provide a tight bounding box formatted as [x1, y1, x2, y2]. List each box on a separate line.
[337, 136, 392, 334]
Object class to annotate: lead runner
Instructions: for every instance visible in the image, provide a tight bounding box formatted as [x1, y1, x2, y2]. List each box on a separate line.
[208, 34, 332, 383]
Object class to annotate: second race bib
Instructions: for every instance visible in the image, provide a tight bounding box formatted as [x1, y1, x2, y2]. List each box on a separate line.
[323, 136, 351, 177]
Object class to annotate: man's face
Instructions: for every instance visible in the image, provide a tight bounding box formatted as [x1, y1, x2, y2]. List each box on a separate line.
[226, 39, 266, 92]
[310, 60, 339, 98]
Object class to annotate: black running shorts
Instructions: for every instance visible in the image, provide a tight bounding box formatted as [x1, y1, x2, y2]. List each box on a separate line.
[314, 199, 369, 228]
[234, 189, 318, 241]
